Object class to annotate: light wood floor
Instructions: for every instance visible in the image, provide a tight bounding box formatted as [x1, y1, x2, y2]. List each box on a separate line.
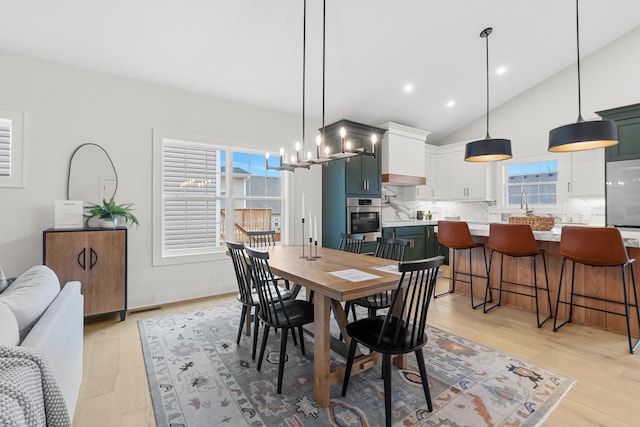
[74, 278, 640, 426]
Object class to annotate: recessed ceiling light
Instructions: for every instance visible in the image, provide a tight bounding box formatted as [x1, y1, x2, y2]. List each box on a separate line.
[446, 100, 456, 108]
[404, 84, 414, 93]
[496, 66, 507, 75]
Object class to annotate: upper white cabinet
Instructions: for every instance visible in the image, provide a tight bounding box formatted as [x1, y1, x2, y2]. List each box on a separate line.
[437, 147, 491, 200]
[567, 149, 605, 197]
[415, 145, 439, 200]
[380, 122, 430, 185]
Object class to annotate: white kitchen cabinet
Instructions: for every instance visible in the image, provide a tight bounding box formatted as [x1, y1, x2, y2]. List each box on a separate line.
[415, 146, 439, 200]
[381, 122, 430, 185]
[568, 149, 605, 197]
[437, 149, 488, 200]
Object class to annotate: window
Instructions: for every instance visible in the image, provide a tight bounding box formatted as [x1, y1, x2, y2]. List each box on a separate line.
[0, 110, 25, 188]
[507, 160, 558, 206]
[162, 141, 222, 255]
[0, 119, 10, 176]
[225, 152, 283, 241]
[153, 134, 283, 265]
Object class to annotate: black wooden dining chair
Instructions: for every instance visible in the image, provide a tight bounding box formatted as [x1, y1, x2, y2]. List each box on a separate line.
[245, 247, 315, 394]
[345, 236, 410, 320]
[226, 241, 294, 360]
[246, 230, 277, 248]
[337, 232, 365, 254]
[246, 230, 301, 298]
[342, 255, 444, 427]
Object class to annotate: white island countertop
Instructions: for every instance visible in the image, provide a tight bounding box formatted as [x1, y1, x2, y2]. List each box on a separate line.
[458, 224, 640, 249]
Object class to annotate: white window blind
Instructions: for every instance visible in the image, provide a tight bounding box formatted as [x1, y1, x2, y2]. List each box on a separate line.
[162, 143, 221, 254]
[0, 119, 10, 176]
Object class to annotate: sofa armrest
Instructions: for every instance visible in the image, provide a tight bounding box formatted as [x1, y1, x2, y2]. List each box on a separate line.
[20, 281, 84, 419]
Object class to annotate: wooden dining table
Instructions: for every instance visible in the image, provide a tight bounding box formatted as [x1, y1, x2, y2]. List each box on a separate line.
[260, 244, 406, 408]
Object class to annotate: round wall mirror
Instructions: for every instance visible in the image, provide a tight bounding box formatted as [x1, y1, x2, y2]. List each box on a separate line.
[66, 143, 118, 203]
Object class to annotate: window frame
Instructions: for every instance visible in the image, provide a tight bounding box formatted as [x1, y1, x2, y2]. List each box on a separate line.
[0, 110, 25, 188]
[152, 130, 286, 266]
[499, 153, 567, 212]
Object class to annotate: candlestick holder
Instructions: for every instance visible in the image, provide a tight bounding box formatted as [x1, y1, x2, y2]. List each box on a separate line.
[299, 218, 306, 259]
[306, 237, 315, 261]
[313, 240, 321, 259]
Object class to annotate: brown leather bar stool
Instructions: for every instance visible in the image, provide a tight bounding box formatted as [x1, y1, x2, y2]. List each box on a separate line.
[484, 223, 552, 328]
[435, 220, 489, 309]
[553, 226, 640, 353]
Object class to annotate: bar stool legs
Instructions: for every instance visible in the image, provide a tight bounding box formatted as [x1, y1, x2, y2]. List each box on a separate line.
[484, 250, 552, 328]
[435, 244, 490, 310]
[554, 259, 640, 354]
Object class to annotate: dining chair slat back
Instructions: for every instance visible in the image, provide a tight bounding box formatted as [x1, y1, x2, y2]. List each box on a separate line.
[244, 246, 315, 394]
[346, 236, 412, 320]
[342, 255, 444, 427]
[374, 236, 410, 262]
[247, 230, 276, 248]
[338, 233, 365, 254]
[246, 229, 301, 296]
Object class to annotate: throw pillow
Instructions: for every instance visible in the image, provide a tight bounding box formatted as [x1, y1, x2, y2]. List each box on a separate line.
[0, 303, 19, 346]
[0, 268, 8, 293]
[0, 266, 60, 341]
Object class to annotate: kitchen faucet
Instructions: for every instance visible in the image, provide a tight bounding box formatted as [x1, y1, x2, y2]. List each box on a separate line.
[521, 191, 533, 216]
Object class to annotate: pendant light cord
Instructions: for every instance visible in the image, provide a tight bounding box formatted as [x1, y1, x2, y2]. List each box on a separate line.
[321, 0, 326, 147]
[302, 0, 306, 151]
[485, 32, 491, 139]
[575, 0, 584, 122]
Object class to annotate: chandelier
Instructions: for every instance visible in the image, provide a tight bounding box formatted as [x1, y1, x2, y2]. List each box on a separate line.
[265, 0, 376, 173]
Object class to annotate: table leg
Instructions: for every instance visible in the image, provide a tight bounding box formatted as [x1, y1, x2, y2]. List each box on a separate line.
[314, 294, 331, 407]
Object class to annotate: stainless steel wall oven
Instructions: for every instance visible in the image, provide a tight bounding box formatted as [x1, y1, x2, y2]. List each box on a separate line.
[346, 197, 382, 242]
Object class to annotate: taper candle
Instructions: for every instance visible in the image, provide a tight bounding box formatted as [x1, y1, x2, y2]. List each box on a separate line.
[314, 216, 318, 242]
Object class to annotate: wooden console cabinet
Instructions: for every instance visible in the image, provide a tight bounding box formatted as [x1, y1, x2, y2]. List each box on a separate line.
[43, 228, 127, 320]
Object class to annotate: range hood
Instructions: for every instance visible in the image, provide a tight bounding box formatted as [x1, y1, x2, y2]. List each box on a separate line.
[379, 122, 431, 186]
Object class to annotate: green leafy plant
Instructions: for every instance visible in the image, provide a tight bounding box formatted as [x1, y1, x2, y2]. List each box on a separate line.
[84, 198, 139, 228]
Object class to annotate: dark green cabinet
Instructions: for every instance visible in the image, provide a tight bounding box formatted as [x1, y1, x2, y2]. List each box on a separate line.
[425, 225, 438, 258]
[394, 226, 426, 261]
[598, 103, 640, 162]
[322, 119, 385, 198]
[382, 224, 449, 263]
[322, 120, 386, 249]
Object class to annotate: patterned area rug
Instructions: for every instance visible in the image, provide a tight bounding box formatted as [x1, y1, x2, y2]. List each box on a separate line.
[138, 303, 575, 427]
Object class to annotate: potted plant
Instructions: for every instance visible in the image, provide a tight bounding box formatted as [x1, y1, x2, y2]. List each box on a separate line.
[84, 198, 140, 229]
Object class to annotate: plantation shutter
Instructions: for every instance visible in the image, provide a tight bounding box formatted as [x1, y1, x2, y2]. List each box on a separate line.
[162, 143, 219, 253]
[0, 120, 10, 176]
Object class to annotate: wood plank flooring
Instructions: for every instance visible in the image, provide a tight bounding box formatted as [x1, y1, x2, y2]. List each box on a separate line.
[74, 278, 640, 426]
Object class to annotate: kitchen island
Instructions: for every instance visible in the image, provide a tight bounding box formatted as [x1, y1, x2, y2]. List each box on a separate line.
[438, 223, 640, 337]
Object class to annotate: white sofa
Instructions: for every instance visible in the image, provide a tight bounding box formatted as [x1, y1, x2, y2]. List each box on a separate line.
[0, 265, 84, 422]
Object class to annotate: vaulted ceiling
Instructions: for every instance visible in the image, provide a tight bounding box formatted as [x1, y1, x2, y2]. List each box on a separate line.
[1, 0, 639, 142]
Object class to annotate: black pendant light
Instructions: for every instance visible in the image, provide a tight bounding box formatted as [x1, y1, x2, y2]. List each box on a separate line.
[548, 0, 618, 152]
[465, 27, 513, 162]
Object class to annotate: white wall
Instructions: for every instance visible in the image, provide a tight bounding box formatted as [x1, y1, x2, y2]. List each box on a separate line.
[433, 26, 640, 153]
[0, 50, 322, 308]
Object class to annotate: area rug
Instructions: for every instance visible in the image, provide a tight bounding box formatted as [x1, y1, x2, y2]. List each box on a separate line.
[138, 303, 575, 427]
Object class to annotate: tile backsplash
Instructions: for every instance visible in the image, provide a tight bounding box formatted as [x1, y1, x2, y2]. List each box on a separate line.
[382, 185, 493, 222]
[381, 184, 605, 225]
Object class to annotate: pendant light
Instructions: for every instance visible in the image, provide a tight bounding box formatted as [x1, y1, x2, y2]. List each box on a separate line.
[548, 0, 618, 152]
[465, 27, 513, 162]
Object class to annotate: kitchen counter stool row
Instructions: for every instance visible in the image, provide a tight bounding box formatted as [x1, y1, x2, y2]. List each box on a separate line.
[436, 221, 640, 354]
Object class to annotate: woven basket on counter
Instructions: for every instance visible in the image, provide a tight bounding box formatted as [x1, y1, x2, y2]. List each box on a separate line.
[508, 216, 555, 231]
